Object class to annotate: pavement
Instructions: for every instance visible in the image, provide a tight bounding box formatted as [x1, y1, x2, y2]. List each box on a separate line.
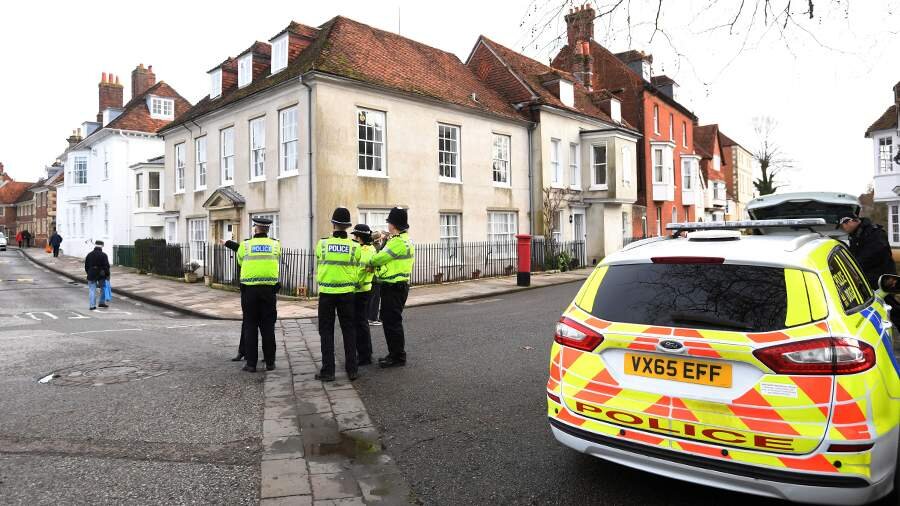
[18, 247, 592, 320]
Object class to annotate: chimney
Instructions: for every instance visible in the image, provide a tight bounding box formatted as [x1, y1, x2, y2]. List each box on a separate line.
[564, 6, 595, 91]
[894, 81, 900, 106]
[66, 129, 83, 149]
[220, 58, 239, 95]
[131, 63, 157, 98]
[97, 72, 124, 122]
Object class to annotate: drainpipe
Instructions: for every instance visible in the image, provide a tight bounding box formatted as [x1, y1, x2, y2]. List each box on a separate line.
[527, 123, 535, 235]
[300, 75, 314, 250]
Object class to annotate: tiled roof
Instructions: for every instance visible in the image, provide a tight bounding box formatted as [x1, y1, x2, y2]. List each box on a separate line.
[14, 189, 34, 204]
[694, 124, 718, 159]
[650, 75, 676, 86]
[0, 181, 33, 205]
[865, 104, 897, 136]
[163, 16, 525, 133]
[717, 130, 739, 147]
[102, 81, 192, 134]
[475, 36, 634, 128]
[615, 50, 652, 63]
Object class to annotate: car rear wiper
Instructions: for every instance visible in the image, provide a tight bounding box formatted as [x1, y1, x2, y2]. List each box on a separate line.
[668, 311, 755, 331]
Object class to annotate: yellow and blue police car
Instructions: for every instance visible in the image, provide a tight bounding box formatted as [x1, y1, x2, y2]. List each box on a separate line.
[547, 217, 899, 505]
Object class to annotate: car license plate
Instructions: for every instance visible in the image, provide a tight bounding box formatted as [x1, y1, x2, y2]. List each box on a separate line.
[624, 353, 732, 388]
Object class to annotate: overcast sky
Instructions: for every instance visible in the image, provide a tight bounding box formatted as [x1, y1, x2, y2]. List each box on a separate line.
[1, 0, 898, 196]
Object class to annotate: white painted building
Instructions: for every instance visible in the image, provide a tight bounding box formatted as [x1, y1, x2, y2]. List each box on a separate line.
[56, 65, 190, 257]
[866, 82, 900, 246]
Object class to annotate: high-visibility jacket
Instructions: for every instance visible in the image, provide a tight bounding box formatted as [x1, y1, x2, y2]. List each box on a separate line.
[369, 232, 415, 284]
[316, 234, 362, 294]
[237, 235, 281, 285]
[356, 244, 376, 293]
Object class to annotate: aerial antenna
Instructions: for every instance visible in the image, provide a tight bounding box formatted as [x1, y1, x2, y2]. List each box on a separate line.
[398, 5, 401, 34]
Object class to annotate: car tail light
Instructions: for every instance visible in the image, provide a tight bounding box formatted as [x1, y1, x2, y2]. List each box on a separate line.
[555, 318, 604, 351]
[651, 256, 725, 264]
[753, 337, 876, 375]
[827, 443, 874, 453]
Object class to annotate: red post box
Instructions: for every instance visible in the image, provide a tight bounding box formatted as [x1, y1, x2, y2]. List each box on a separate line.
[515, 234, 532, 287]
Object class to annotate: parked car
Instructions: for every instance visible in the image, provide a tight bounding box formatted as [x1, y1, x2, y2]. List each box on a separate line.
[548, 213, 899, 505]
[0, 232, 6, 251]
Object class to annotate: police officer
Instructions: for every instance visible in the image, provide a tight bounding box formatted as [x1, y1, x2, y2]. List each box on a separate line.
[236, 217, 281, 373]
[351, 224, 375, 366]
[368, 207, 415, 368]
[840, 215, 896, 289]
[315, 207, 361, 382]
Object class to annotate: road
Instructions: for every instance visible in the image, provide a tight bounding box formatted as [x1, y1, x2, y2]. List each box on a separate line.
[0, 249, 260, 504]
[356, 282, 898, 506]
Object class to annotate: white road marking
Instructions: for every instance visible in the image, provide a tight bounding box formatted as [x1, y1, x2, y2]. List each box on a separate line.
[165, 324, 208, 329]
[69, 328, 143, 335]
[23, 311, 58, 320]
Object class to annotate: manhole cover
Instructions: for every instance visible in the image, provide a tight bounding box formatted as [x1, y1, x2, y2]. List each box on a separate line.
[39, 359, 170, 386]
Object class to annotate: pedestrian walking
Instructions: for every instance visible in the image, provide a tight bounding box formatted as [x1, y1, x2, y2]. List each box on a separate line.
[367, 207, 415, 368]
[236, 217, 281, 373]
[22, 230, 31, 248]
[840, 215, 896, 289]
[351, 224, 376, 366]
[315, 207, 361, 382]
[49, 230, 62, 257]
[15, 230, 23, 248]
[367, 231, 386, 326]
[84, 240, 111, 310]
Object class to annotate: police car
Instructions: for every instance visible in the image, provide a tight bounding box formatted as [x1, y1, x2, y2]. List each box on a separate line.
[547, 217, 900, 505]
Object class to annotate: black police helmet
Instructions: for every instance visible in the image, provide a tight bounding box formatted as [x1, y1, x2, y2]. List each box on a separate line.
[331, 207, 352, 225]
[386, 207, 409, 230]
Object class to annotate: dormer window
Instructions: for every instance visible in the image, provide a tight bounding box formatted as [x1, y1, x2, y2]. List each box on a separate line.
[559, 79, 574, 108]
[209, 69, 222, 98]
[610, 98, 621, 123]
[238, 54, 252, 88]
[271, 35, 288, 74]
[148, 96, 174, 120]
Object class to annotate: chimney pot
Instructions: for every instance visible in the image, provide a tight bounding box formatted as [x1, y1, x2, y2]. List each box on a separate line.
[101, 72, 107, 83]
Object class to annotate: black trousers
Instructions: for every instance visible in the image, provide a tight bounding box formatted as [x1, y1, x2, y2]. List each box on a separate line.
[354, 290, 373, 361]
[52, 246, 59, 257]
[241, 284, 277, 366]
[318, 292, 357, 375]
[380, 282, 409, 361]
[368, 284, 381, 321]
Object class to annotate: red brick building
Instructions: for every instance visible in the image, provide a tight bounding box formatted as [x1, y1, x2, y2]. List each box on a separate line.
[0, 163, 34, 238]
[28, 166, 63, 247]
[552, 5, 701, 237]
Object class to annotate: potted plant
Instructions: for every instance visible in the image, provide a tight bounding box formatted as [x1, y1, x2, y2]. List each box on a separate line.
[183, 261, 201, 283]
[433, 272, 444, 284]
[472, 269, 482, 279]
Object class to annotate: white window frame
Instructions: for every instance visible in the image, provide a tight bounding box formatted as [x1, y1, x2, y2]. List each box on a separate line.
[439, 213, 462, 266]
[174, 142, 185, 193]
[656, 207, 662, 236]
[653, 105, 660, 135]
[271, 35, 288, 74]
[104, 202, 110, 236]
[492, 134, 511, 186]
[249, 117, 266, 181]
[590, 143, 608, 190]
[891, 205, 900, 244]
[569, 143, 580, 189]
[188, 218, 208, 263]
[879, 137, 894, 174]
[713, 154, 721, 171]
[621, 146, 631, 185]
[682, 158, 693, 190]
[73, 156, 88, 185]
[237, 54, 252, 88]
[571, 209, 585, 243]
[551, 210, 563, 243]
[148, 171, 161, 208]
[249, 213, 279, 239]
[438, 123, 460, 182]
[150, 97, 174, 120]
[209, 69, 222, 99]
[653, 148, 664, 183]
[487, 211, 517, 258]
[668, 113, 674, 140]
[357, 109, 386, 176]
[103, 149, 110, 180]
[358, 209, 390, 232]
[221, 127, 234, 186]
[682, 121, 688, 147]
[550, 139, 562, 186]
[135, 173, 143, 209]
[165, 219, 178, 244]
[279, 107, 298, 175]
[195, 136, 207, 190]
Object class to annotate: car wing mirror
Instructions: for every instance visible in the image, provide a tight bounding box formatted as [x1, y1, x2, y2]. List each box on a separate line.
[878, 274, 900, 294]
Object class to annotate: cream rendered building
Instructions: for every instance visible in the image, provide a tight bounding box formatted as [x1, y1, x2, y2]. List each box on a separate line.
[159, 17, 532, 262]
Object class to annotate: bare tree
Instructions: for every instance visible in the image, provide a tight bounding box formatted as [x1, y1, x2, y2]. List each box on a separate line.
[541, 186, 578, 242]
[751, 116, 792, 195]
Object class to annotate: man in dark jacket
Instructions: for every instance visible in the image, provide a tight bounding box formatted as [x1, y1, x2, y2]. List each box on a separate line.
[841, 215, 896, 289]
[49, 230, 62, 257]
[84, 240, 111, 310]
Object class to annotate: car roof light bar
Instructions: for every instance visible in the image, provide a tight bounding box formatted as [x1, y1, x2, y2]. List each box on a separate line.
[666, 218, 827, 232]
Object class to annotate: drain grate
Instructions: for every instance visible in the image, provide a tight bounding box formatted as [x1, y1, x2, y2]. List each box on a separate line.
[38, 359, 170, 386]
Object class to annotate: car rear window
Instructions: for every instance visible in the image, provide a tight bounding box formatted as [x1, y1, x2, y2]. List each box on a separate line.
[582, 263, 820, 332]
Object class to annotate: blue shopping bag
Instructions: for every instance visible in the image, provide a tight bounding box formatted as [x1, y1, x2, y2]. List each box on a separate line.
[103, 280, 113, 301]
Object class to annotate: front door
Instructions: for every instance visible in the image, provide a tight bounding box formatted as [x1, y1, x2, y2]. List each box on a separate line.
[572, 212, 585, 243]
